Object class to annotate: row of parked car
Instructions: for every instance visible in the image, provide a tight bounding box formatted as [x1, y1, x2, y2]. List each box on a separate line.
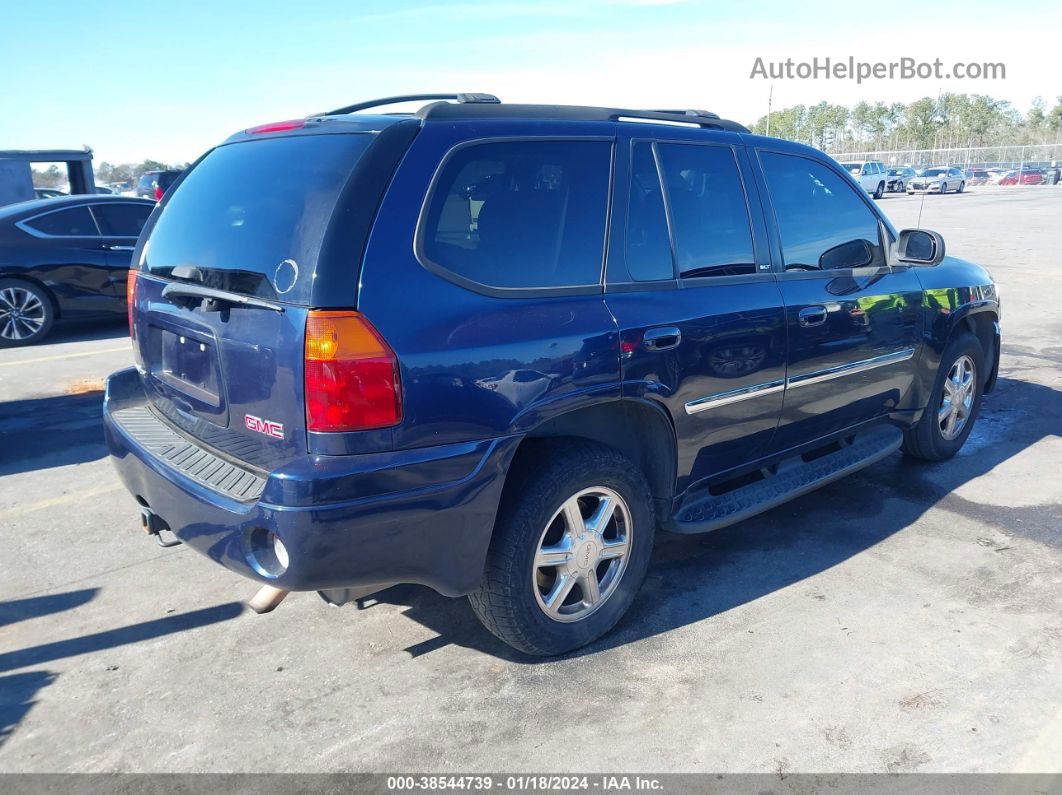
[32, 169, 184, 202]
[839, 159, 1061, 196]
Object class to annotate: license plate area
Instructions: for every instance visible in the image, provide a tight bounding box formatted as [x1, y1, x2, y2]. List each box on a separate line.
[155, 328, 221, 406]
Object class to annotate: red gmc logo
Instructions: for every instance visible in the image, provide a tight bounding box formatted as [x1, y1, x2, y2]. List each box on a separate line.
[245, 414, 284, 439]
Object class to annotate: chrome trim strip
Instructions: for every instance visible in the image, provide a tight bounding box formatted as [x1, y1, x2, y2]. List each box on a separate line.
[684, 347, 917, 415]
[684, 379, 785, 415]
[786, 348, 916, 389]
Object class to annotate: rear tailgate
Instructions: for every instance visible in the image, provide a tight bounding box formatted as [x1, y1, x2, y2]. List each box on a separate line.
[129, 128, 394, 472]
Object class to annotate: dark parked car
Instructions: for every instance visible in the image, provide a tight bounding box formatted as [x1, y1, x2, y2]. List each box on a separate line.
[0, 195, 155, 346]
[104, 94, 1000, 655]
[33, 188, 66, 199]
[136, 169, 182, 200]
[885, 166, 914, 192]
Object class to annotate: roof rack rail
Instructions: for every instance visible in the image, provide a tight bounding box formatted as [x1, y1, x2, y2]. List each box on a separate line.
[413, 101, 749, 133]
[648, 109, 721, 120]
[322, 93, 501, 116]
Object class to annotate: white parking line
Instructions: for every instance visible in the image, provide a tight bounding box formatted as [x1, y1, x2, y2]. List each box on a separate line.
[0, 346, 129, 367]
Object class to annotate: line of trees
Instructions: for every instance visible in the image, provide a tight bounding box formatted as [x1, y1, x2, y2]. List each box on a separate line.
[748, 93, 1062, 153]
[32, 159, 189, 190]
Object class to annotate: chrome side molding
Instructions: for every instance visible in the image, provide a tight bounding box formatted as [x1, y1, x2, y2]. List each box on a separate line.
[684, 348, 916, 415]
[786, 348, 916, 389]
[685, 379, 785, 414]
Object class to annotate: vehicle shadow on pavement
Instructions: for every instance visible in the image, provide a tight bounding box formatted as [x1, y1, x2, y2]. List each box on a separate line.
[30, 319, 128, 347]
[0, 671, 57, 749]
[0, 601, 245, 675]
[0, 589, 98, 629]
[0, 390, 106, 477]
[0, 586, 243, 746]
[368, 375, 1061, 662]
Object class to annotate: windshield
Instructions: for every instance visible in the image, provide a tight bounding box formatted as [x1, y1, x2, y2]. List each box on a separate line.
[917, 168, 947, 176]
[142, 133, 373, 304]
[840, 163, 861, 174]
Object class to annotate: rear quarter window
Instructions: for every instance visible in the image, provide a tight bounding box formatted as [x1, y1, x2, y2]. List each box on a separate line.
[418, 139, 612, 292]
[23, 205, 99, 237]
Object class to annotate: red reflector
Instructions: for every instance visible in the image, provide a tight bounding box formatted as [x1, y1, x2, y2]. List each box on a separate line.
[246, 119, 306, 134]
[305, 311, 402, 432]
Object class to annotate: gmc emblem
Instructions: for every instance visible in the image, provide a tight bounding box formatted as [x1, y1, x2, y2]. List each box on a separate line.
[245, 414, 284, 439]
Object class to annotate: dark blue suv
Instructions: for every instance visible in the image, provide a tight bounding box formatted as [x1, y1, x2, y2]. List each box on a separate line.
[104, 94, 1000, 655]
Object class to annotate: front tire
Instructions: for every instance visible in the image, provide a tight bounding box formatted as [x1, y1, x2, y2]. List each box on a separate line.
[469, 441, 655, 656]
[897, 181, 905, 193]
[902, 332, 984, 461]
[0, 279, 55, 347]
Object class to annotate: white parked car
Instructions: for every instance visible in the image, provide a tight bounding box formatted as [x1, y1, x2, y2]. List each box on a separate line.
[838, 160, 887, 199]
[907, 167, 966, 194]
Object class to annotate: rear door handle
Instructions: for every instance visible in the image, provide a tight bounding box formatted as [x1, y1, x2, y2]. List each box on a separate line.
[643, 326, 681, 352]
[798, 306, 828, 327]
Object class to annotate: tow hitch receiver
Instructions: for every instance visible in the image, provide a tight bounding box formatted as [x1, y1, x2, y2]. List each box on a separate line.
[140, 508, 182, 548]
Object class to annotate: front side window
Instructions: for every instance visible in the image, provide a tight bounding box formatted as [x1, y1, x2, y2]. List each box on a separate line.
[92, 203, 152, 237]
[420, 140, 612, 290]
[760, 151, 884, 271]
[23, 206, 98, 237]
[656, 143, 756, 278]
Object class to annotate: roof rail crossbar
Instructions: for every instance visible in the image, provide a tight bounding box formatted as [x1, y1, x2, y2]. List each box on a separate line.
[323, 93, 500, 116]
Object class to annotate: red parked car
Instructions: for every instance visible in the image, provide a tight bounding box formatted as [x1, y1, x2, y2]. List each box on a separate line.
[999, 168, 1045, 185]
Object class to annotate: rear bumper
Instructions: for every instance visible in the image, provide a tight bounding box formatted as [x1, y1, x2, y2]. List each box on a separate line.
[104, 367, 518, 597]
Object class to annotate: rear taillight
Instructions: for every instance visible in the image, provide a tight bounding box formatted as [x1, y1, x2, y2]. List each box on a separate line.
[126, 269, 138, 339]
[154, 185, 163, 201]
[304, 311, 402, 432]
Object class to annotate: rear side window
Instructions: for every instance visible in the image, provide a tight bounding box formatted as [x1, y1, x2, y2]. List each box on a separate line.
[23, 206, 99, 237]
[419, 140, 612, 290]
[760, 151, 884, 271]
[143, 134, 374, 302]
[625, 143, 673, 281]
[93, 203, 152, 237]
[656, 143, 756, 278]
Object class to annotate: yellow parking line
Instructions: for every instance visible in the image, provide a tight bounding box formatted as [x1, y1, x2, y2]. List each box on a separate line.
[0, 346, 129, 367]
[1, 482, 124, 520]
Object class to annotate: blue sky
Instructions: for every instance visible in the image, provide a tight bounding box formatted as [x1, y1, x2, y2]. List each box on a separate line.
[2, 0, 1059, 164]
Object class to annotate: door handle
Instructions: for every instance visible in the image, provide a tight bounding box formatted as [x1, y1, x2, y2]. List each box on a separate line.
[643, 326, 681, 352]
[798, 306, 828, 328]
[106, 244, 135, 251]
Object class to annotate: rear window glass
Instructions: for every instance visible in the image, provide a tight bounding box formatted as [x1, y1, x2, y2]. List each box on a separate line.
[419, 140, 611, 290]
[24, 206, 99, 236]
[143, 134, 373, 302]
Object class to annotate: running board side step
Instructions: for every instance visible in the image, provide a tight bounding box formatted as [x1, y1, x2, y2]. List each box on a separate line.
[670, 425, 902, 534]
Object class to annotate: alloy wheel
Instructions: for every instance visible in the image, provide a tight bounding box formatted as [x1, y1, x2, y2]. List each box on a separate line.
[938, 354, 976, 440]
[0, 287, 47, 342]
[532, 486, 632, 623]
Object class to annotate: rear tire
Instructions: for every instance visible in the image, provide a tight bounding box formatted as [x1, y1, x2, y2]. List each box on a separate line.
[873, 181, 885, 199]
[469, 441, 655, 656]
[902, 332, 984, 461]
[957, 180, 965, 193]
[0, 279, 55, 347]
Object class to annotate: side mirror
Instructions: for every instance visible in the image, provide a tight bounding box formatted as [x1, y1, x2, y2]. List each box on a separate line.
[897, 229, 945, 265]
[819, 238, 874, 270]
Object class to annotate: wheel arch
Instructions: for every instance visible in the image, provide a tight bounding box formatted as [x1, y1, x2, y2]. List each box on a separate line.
[506, 399, 678, 525]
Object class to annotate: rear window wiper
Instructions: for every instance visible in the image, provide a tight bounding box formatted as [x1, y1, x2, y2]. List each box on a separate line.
[161, 282, 284, 312]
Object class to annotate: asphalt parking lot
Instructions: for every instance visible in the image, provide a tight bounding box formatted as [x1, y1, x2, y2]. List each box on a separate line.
[1, 187, 1060, 774]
